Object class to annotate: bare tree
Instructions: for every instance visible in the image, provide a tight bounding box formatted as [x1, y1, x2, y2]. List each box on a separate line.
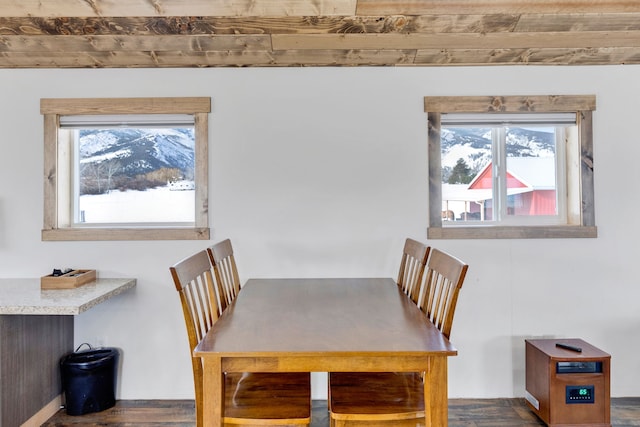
[103, 159, 122, 193]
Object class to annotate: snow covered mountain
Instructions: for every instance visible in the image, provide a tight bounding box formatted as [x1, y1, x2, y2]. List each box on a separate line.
[78, 128, 195, 177]
[441, 126, 556, 176]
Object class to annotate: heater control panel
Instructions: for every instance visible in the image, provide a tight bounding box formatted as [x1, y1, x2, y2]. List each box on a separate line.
[566, 385, 595, 404]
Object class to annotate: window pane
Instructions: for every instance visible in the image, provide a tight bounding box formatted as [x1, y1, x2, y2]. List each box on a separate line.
[505, 127, 557, 218]
[441, 127, 492, 222]
[441, 125, 564, 224]
[73, 127, 195, 225]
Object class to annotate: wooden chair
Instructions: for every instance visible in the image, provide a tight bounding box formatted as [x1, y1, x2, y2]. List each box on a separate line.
[397, 238, 430, 304]
[418, 248, 469, 339]
[207, 239, 241, 308]
[328, 248, 468, 427]
[170, 250, 311, 427]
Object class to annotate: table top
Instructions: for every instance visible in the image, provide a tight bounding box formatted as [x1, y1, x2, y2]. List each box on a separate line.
[195, 277, 457, 358]
[0, 278, 136, 315]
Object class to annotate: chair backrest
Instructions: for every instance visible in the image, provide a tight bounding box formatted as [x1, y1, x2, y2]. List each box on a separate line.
[169, 249, 221, 427]
[418, 248, 468, 339]
[170, 250, 222, 348]
[397, 238, 430, 304]
[207, 238, 242, 307]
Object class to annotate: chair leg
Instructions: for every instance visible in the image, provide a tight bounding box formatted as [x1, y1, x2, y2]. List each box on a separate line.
[195, 401, 203, 427]
[194, 379, 203, 427]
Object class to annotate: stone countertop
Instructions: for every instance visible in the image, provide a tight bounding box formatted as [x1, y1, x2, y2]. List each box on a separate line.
[0, 278, 136, 315]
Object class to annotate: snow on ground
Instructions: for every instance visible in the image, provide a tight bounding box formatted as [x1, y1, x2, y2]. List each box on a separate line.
[79, 185, 195, 223]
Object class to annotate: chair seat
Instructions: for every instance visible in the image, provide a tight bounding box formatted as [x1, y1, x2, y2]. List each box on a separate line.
[225, 372, 311, 424]
[329, 372, 425, 421]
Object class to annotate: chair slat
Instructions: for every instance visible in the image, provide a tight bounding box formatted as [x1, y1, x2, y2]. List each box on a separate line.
[419, 248, 469, 339]
[207, 238, 242, 306]
[396, 238, 430, 304]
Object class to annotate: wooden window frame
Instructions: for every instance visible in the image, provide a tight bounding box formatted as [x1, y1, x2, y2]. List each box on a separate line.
[425, 95, 597, 239]
[41, 97, 211, 241]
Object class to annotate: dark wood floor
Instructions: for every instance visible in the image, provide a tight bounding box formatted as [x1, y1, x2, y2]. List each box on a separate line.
[43, 398, 640, 427]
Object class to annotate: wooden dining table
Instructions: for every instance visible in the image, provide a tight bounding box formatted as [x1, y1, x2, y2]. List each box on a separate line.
[194, 277, 458, 427]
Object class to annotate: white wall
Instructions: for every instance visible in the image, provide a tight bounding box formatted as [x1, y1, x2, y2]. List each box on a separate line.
[1, 65, 639, 400]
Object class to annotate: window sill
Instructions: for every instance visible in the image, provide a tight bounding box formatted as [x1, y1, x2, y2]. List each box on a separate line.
[428, 225, 597, 239]
[42, 227, 210, 241]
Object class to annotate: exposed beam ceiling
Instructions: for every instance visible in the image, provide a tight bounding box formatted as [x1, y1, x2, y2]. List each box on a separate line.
[1, 0, 640, 68]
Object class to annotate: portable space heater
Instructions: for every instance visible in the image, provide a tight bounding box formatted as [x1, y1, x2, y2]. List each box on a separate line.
[525, 338, 610, 427]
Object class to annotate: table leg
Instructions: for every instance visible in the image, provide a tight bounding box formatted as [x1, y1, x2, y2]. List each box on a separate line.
[424, 356, 448, 427]
[201, 356, 224, 427]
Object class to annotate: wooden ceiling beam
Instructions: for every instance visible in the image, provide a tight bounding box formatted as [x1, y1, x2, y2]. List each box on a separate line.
[4, 46, 639, 68]
[0, 0, 358, 18]
[357, 0, 640, 15]
[0, 49, 418, 67]
[514, 13, 640, 31]
[3, 0, 640, 18]
[0, 35, 272, 52]
[0, 15, 520, 36]
[3, 14, 640, 36]
[414, 47, 640, 65]
[1, 1, 640, 67]
[272, 31, 640, 50]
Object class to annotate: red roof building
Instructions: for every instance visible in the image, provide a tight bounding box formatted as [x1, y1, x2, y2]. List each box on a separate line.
[443, 157, 557, 221]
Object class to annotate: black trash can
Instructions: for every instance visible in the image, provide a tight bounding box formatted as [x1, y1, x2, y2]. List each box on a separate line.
[60, 345, 120, 415]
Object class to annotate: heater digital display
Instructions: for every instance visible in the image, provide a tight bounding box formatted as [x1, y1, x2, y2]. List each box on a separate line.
[566, 385, 595, 404]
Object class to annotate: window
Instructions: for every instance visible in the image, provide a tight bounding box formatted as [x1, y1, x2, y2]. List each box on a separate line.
[425, 95, 596, 239]
[41, 97, 210, 241]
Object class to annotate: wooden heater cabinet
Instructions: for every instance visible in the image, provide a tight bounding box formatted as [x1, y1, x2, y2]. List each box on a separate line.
[525, 338, 611, 427]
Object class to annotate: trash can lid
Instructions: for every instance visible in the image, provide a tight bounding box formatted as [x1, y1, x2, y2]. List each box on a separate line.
[61, 348, 118, 368]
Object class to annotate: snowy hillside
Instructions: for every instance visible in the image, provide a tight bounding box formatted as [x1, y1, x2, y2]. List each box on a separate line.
[78, 128, 195, 177]
[441, 126, 556, 175]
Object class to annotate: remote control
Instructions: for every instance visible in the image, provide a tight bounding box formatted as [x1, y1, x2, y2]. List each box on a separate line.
[556, 342, 582, 352]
